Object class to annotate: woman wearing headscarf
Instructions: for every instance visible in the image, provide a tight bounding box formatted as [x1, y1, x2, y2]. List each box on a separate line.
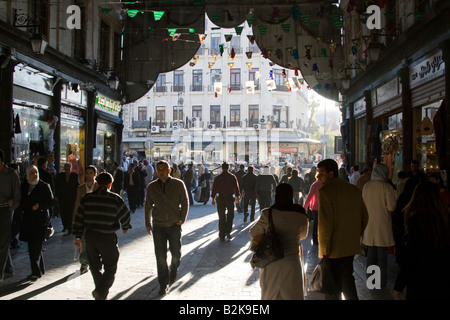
[361, 163, 397, 288]
[249, 183, 309, 300]
[19, 165, 53, 281]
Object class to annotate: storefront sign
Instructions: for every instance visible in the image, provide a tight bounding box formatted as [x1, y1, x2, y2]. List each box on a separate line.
[95, 95, 122, 115]
[269, 147, 298, 153]
[354, 96, 366, 115]
[376, 77, 399, 105]
[61, 105, 84, 121]
[410, 51, 445, 89]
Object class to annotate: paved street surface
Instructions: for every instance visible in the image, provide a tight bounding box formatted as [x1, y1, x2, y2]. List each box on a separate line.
[0, 199, 399, 302]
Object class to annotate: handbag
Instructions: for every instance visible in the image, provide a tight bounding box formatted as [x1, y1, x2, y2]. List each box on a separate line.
[250, 209, 284, 269]
[308, 259, 337, 295]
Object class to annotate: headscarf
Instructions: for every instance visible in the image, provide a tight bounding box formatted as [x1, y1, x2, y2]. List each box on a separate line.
[371, 163, 388, 181]
[26, 165, 39, 186]
[271, 183, 305, 213]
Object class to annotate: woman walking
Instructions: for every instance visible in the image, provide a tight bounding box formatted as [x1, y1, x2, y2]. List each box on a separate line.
[250, 183, 309, 299]
[19, 165, 53, 281]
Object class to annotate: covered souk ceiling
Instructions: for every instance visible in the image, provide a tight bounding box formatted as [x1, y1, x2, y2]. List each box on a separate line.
[119, 0, 347, 103]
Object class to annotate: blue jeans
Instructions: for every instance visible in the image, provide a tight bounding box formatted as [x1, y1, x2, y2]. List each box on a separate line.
[153, 225, 182, 287]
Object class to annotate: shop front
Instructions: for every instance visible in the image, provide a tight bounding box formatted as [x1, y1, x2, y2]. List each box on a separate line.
[94, 94, 123, 172]
[12, 63, 56, 174]
[60, 84, 87, 180]
[409, 49, 445, 174]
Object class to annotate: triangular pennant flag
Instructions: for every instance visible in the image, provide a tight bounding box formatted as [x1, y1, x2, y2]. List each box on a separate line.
[153, 11, 165, 21]
[172, 33, 181, 41]
[127, 10, 139, 18]
[281, 24, 291, 33]
[168, 28, 177, 37]
[246, 51, 253, 59]
[230, 48, 235, 59]
[210, 12, 222, 23]
[246, 62, 252, 70]
[235, 26, 244, 35]
[208, 62, 215, 69]
[246, 81, 255, 94]
[300, 15, 310, 24]
[224, 34, 232, 42]
[198, 34, 207, 44]
[214, 82, 223, 94]
[247, 35, 255, 44]
[292, 5, 301, 21]
[258, 25, 268, 35]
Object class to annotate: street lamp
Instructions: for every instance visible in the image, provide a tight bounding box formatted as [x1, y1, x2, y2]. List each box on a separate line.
[108, 76, 119, 90]
[30, 33, 48, 55]
[368, 42, 385, 62]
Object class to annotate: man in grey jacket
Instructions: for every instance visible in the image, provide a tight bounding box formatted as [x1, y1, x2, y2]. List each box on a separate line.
[145, 160, 189, 296]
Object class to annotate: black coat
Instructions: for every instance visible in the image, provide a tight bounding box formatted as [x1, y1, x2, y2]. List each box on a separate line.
[110, 168, 124, 194]
[54, 171, 79, 204]
[124, 170, 140, 191]
[19, 180, 53, 242]
[242, 172, 257, 196]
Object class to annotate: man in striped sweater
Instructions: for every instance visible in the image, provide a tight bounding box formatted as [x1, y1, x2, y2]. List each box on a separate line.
[73, 172, 132, 300]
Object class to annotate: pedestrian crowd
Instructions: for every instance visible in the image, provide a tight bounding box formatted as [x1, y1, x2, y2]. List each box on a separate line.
[1, 148, 450, 301]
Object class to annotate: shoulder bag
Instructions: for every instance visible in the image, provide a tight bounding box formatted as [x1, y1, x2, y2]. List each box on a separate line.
[250, 208, 284, 269]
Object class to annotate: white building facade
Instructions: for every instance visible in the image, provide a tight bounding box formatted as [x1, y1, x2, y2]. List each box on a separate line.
[122, 16, 319, 166]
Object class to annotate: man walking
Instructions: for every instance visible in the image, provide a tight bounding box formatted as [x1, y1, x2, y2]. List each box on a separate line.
[0, 149, 21, 282]
[145, 160, 189, 296]
[255, 166, 277, 211]
[211, 162, 240, 241]
[54, 162, 79, 235]
[233, 164, 246, 213]
[109, 161, 124, 196]
[183, 163, 194, 205]
[73, 172, 131, 300]
[123, 162, 139, 213]
[241, 165, 257, 222]
[316, 159, 368, 300]
[72, 165, 98, 275]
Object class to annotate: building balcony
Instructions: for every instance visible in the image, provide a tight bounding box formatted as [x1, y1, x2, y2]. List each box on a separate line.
[132, 120, 150, 129]
[190, 85, 204, 92]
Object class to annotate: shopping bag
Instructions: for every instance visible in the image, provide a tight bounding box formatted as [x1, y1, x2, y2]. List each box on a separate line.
[308, 259, 338, 295]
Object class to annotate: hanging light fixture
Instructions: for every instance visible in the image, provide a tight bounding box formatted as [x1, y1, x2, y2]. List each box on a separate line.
[30, 33, 48, 55]
[368, 41, 384, 62]
[108, 75, 119, 90]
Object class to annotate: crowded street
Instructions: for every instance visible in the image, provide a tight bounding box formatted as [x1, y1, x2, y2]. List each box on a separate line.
[0, 200, 398, 301]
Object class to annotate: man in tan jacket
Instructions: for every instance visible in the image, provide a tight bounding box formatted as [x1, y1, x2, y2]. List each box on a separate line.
[317, 159, 368, 300]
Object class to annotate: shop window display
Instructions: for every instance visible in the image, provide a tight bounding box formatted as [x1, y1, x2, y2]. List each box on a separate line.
[13, 105, 57, 175]
[60, 119, 85, 181]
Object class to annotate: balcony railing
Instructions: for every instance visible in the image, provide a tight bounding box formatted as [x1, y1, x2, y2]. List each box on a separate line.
[132, 120, 150, 129]
[190, 85, 204, 92]
[171, 85, 185, 93]
[153, 86, 167, 93]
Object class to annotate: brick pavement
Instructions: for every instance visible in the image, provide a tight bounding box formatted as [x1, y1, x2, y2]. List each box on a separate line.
[0, 200, 398, 301]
